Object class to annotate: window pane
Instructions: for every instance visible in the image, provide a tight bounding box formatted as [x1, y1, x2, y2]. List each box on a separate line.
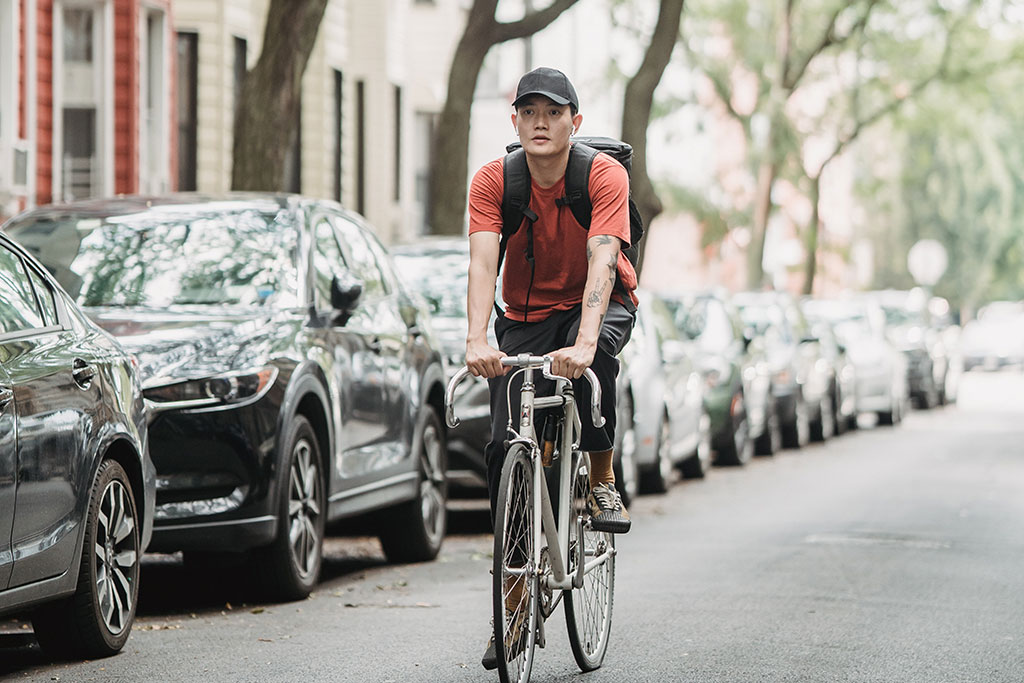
[176, 32, 198, 191]
[63, 8, 93, 63]
[0, 246, 44, 334]
[313, 218, 347, 308]
[27, 266, 59, 327]
[332, 217, 385, 299]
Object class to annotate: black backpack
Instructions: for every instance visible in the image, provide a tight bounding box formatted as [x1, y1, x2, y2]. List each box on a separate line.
[498, 136, 644, 318]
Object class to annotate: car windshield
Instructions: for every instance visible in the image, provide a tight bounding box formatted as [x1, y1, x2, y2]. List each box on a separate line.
[392, 250, 469, 319]
[881, 305, 925, 327]
[4, 206, 300, 308]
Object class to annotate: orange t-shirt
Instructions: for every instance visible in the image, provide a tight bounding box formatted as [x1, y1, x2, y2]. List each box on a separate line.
[468, 150, 638, 322]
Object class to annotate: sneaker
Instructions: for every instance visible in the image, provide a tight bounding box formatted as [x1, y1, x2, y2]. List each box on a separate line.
[480, 600, 530, 670]
[481, 636, 498, 670]
[588, 482, 631, 533]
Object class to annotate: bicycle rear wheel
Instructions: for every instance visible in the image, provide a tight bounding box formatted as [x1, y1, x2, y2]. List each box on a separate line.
[493, 443, 539, 683]
[564, 451, 615, 672]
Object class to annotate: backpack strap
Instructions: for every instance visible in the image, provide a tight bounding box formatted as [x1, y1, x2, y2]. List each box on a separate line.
[555, 142, 599, 229]
[498, 147, 538, 319]
[557, 142, 638, 313]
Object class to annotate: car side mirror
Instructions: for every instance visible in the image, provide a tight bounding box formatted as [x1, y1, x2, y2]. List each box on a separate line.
[330, 273, 363, 326]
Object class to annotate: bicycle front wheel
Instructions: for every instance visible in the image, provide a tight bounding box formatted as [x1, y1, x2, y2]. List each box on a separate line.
[493, 443, 539, 683]
[564, 452, 615, 672]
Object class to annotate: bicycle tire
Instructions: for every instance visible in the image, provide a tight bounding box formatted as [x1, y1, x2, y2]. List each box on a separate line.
[564, 451, 615, 672]
[493, 443, 539, 683]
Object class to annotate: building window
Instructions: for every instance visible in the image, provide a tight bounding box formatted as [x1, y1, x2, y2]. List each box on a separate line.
[176, 32, 198, 191]
[413, 111, 436, 235]
[233, 36, 247, 124]
[140, 9, 168, 194]
[355, 79, 365, 216]
[333, 69, 343, 203]
[59, 5, 102, 201]
[393, 85, 402, 202]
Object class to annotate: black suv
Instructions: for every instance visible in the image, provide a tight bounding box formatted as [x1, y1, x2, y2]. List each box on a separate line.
[5, 194, 449, 600]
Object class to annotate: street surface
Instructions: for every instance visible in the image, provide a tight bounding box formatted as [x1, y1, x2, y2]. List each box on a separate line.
[3, 371, 1024, 682]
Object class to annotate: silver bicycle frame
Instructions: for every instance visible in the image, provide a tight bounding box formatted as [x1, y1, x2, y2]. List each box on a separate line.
[446, 355, 614, 597]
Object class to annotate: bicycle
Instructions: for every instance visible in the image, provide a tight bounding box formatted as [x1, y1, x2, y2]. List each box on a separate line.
[446, 354, 616, 683]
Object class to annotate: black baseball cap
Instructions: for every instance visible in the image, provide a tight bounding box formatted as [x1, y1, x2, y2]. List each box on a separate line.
[512, 67, 579, 111]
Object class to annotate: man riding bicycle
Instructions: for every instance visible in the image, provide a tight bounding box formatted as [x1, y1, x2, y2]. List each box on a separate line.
[464, 66, 638, 669]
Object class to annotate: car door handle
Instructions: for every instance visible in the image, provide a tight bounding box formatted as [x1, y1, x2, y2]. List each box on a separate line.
[72, 359, 96, 388]
[0, 386, 12, 411]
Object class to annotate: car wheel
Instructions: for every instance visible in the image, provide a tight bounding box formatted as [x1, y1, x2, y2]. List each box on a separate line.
[640, 412, 673, 494]
[755, 398, 782, 456]
[810, 396, 835, 442]
[32, 459, 141, 658]
[716, 391, 752, 467]
[833, 391, 848, 436]
[612, 391, 640, 507]
[258, 415, 325, 601]
[681, 410, 713, 478]
[380, 406, 448, 563]
[782, 394, 810, 449]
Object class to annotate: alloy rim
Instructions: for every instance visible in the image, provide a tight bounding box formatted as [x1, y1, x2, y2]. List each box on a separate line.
[418, 420, 446, 547]
[288, 438, 322, 579]
[95, 479, 138, 635]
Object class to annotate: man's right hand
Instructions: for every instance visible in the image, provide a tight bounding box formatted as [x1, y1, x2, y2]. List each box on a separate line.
[466, 339, 507, 379]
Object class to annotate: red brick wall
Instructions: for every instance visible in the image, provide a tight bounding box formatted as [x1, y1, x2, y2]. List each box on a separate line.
[35, 0, 52, 206]
[17, 0, 25, 139]
[113, 0, 138, 195]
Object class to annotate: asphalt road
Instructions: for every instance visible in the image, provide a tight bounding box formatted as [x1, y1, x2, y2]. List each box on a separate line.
[3, 370, 1024, 682]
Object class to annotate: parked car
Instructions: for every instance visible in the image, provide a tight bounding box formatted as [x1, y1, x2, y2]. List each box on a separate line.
[804, 297, 908, 426]
[802, 303, 860, 432]
[0, 232, 155, 658]
[390, 237, 490, 493]
[4, 194, 448, 601]
[733, 291, 832, 448]
[659, 291, 771, 466]
[960, 301, 1024, 371]
[620, 290, 710, 493]
[871, 288, 950, 408]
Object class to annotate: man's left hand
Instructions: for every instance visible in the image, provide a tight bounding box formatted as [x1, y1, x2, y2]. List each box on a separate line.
[548, 342, 597, 380]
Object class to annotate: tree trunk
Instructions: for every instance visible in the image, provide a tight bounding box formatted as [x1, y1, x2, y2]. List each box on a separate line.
[620, 0, 686, 278]
[429, 5, 497, 235]
[801, 174, 821, 295]
[231, 0, 329, 191]
[748, 159, 776, 289]
[747, 0, 792, 289]
[428, 0, 580, 235]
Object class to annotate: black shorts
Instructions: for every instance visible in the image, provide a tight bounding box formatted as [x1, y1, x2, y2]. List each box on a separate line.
[483, 301, 635, 517]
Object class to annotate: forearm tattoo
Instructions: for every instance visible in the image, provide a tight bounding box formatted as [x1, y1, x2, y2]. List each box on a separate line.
[585, 236, 619, 310]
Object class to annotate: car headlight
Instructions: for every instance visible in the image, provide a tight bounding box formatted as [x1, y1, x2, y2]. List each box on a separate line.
[144, 367, 279, 412]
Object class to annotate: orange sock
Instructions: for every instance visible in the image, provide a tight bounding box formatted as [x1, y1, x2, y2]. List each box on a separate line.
[588, 449, 615, 488]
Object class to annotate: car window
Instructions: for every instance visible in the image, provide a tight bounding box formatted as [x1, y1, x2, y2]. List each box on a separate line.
[0, 244, 46, 334]
[313, 217, 349, 308]
[331, 216, 387, 299]
[3, 207, 300, 308]
[26, 265, 59, 327]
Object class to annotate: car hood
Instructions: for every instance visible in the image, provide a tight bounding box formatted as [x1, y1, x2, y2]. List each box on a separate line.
[85, 306, 294, 388]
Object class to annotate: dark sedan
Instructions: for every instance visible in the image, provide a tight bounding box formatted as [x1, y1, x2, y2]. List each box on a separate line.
[390, 237, 490, 493]
[4, 194, 449, 601]
[0, 233, 154, 658]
